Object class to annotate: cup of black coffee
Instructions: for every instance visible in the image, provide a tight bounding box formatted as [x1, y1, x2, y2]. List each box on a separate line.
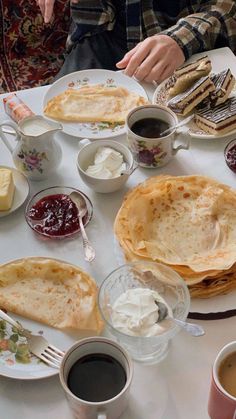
[126, 105, 189, 168]
[59, 337, 133, 419]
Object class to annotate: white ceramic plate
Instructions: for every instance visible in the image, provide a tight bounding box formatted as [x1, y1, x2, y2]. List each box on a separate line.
[0, 312, 84, 380]
[152, 78, 236, 140]
[43, 69, 148, 139]
[0, 257, 98, 380]
[0, 166, 29, 218]
[0, 315, 57, 380]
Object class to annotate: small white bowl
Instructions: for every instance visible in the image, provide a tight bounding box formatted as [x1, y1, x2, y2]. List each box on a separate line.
[77, 139, 136, 193]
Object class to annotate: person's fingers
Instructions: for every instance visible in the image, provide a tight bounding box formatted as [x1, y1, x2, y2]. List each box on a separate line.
[116, 45, 139, 69]
[144, 61, 168, 83]
[133, 52, 160, 81]
[122, 43, 151, 77]
[37, 0, 45, 17]
[156, 63, 176, 83]
[44, 0, 55, 23]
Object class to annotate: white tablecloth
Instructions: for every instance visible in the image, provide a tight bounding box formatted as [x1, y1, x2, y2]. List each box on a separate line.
[0, 47, 236, 419]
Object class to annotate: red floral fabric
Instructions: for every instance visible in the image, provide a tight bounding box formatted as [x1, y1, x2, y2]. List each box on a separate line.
[0, 0, 70, 93]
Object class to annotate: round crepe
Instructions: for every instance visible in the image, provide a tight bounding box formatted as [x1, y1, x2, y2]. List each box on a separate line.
[0, 257, 103, 333]
[114, 175, 236, 296]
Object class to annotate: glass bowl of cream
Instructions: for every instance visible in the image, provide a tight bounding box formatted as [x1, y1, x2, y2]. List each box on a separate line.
[98, 262, 190, 364]
[77, 139, 137, 193]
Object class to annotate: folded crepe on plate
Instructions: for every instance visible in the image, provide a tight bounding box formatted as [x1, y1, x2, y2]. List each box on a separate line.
[0, 257, 103, 333]
[44, 84, 147, 123]
[114, 175, 236, 298]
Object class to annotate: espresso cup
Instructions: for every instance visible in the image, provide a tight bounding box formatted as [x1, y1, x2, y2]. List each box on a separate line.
[59, 337, 133, 419]
[126, 105, 190, 168]
[208, 341, 236, 419]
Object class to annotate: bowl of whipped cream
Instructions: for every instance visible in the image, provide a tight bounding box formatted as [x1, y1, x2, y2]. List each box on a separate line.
[77, 139, 137, 193]
[98, 262, 190, 364]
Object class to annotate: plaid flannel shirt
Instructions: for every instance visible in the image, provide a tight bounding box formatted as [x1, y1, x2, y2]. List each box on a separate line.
[68, 0, 236, 59]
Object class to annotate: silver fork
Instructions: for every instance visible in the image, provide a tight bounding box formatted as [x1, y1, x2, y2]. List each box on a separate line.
[0, 309, 64, 368]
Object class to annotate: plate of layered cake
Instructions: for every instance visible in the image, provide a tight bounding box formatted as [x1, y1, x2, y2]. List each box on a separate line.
[153, 56, 236, 139]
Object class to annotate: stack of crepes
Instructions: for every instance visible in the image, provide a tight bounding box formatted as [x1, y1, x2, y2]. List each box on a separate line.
[0, 257, 103, 333]
[114, 175, 236, 298]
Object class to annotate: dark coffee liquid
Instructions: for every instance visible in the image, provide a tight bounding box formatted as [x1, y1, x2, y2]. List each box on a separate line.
[67, 353, 127, 402]
[131, 118, 169, 138]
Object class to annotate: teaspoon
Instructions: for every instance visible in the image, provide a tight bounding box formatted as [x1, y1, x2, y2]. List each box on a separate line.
[155, 301, 205, 337]
[70, 192, 96, 263]
[160, 114, 194, 137]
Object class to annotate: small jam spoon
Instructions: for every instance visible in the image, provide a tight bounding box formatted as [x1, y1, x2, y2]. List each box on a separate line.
[155, 301, 205, 337]
[70, 192, 96, 263]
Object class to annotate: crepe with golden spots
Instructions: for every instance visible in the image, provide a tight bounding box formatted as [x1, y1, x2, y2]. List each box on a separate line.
[44, 84, 147, 123]
[0, 257, 103, 333]
[114, 175, 236, 298]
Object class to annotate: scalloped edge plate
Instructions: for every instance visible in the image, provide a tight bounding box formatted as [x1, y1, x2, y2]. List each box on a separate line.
[152, 78, 236, 140]
[43, 69, 148, 139]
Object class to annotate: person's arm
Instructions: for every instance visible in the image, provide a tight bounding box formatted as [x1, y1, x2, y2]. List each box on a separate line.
[70, 0, 115, 27]
[117, 0, 236, 83]
[36, 0, 79, 24]
[67, 0, 115, 49]
[161, 0, 236, 60]
[37, 0, 55, 23]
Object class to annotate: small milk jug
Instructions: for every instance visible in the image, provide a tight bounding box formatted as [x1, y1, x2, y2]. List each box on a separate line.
[0, 115, 63, 180]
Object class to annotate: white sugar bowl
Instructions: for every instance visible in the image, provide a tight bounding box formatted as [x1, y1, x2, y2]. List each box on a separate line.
[77, 139, 137, 193]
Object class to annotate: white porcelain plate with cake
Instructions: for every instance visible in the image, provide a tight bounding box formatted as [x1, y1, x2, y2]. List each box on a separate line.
[0, 166, 29, 218]
[153, 77, 236, 140]
[43, 69, 148, 140]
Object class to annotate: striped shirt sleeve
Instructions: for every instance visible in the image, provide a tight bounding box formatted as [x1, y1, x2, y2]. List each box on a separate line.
[161, 0, 236, 59]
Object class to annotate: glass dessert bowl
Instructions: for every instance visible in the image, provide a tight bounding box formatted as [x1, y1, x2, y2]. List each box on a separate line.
[98, 262, 190, 364]
[25, 186, 93, 239]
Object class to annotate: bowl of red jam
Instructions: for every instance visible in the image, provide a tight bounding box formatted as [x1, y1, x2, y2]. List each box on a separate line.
[224, 139, 236, 174]
[25, 186, 93, 238]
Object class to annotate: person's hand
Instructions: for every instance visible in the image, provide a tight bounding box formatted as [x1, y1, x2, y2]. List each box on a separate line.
[116, 35, 185, 83]
[37, 0, 55, 23]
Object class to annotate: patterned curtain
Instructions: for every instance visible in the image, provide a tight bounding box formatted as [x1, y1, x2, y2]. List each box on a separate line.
[0, 0, 70, 93]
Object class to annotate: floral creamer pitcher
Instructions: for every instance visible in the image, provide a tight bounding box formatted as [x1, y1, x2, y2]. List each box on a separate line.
[0, 115, 63, 180]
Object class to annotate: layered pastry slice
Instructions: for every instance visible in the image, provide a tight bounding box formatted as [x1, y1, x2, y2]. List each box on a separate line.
[168, 76, 215, 116]
[195, 97, 236, 135]
[210, 69, 235, 106]
[168, 56, 212, 97]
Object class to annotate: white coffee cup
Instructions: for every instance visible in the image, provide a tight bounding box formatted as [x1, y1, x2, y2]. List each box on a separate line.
[126, 104, 190, 168]
[59, 337, 133, 419]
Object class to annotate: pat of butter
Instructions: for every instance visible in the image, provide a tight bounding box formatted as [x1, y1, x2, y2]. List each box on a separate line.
[0, 169, 15, 211]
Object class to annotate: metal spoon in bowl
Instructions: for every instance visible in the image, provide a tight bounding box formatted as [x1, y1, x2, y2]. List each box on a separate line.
[70, 192, 95, 263]
[155, 301, 205, 337]
[159, 114, 194, 137]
